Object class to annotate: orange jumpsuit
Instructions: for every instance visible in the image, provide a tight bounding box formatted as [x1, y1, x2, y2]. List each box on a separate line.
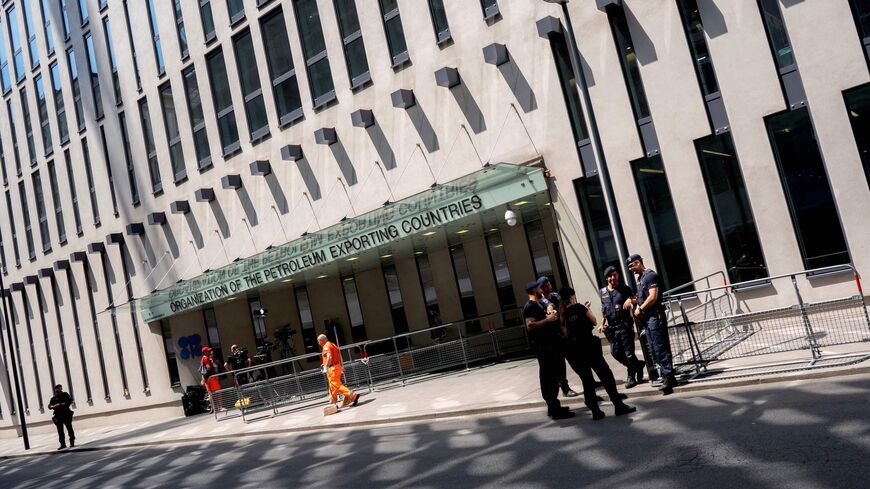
[321, 341, 351, 403]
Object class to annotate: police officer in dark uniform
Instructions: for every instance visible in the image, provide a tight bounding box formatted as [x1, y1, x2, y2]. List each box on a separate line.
[523, 280, 575, 420]
[627, 254, 677, 394]
[536, 276, 579, 398]
[599, 266, 646, 388]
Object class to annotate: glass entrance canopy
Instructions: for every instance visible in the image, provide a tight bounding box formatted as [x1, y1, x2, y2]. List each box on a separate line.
[127, 163, 547, 322]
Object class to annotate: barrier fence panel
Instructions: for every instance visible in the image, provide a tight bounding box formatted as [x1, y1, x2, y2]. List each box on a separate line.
[202, 308, 533, 420]
[664, 265, 870, 379]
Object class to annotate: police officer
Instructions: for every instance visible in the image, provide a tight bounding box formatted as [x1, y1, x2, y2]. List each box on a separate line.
[599, 266, 646, 388]
[627, 254, 677, 394]
[523, 280, 574, 420]
[536, 276, 580, 398]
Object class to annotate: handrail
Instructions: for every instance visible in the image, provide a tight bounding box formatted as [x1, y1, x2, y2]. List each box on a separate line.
[663, 270, 728, 298]
[667, 264, 859, 302]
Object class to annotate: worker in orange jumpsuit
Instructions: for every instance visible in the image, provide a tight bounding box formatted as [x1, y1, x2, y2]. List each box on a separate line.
[318, 334, 360, 408]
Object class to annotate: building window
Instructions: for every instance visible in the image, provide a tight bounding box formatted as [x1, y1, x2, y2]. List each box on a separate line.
[676, 0, 719, 98]
[84, 33, 104, 120]
[765, 107, 850, 269]
[80, 138, 100, 226]
[294, 287, 317, 353]
[631, 155, 693, 290]
[574, 176, 620, 288]
[182, 66, 211, 168]
[38, 0, 55, 55]
[173, 0, 188, 59]
[18, 181, 35, 260]
[49, 62, 69, 144]
[206, 49, 240, 155]
[138, 98, 162, 193]
[341, 276, 367, 343]
[61, 0, 71, 39]
[34, 74, 53, 156]
[758, 0, 795, 70]
[146, 0, 165, 75]
[77, 0, 88, 25]
[102, 17, 122, 105]
[415, 254, 441, 327]
[485, 232, 514, 310]
[6, 5, 25, 82]
[233, 29, 269, 140]
[525, 221, 553, 280]
[6, 99, 22, 175]
[333, 0, 370, 88]
[850, 0, 870, 52]
[378, 0, 409, 67]
[118, 112, 140, 205]
[47, 160, 66, 243]
[199, 0, 216, 43]
[248, 298, 267, 345]
[0, 122, 6, 185]
[548, 27, 590, 152]
[159, 321, 181, 387]
[66, 48, 85, 132]
[81, 256, 112, 401]
[695, 133, 767, 283]
[260, 9, 303, 126]
[32, 171, 50, 252]
[844, 83, 870, 189]
[63, 149, 82, 234]
[158, 83, 187, 182]
[97, 126, 119, 216]
[607, 4, 650, 121]
[227, 0, 245, 24]
[293, 0, 335, 107]
[450, 245, 480, 333]
[19, 88, 37, 167]
[0, 13, 11, 93]
[382, 263, 409, 335]
[202, 308, 223, 363]
[480, 0, 499, 20]
[427, 0, 450, 44]
[5, 191, 20, 266]
[122, 0, 141, 91]
[21, 0, 39, 69]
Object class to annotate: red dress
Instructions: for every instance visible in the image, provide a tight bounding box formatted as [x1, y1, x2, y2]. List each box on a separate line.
[201, 357, 221, 392]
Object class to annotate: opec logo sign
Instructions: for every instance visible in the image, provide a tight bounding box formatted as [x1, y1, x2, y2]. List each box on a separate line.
[178, 334, 204, 360]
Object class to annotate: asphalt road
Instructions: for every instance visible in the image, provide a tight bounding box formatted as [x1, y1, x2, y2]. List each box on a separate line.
[2, 375, 869, 489]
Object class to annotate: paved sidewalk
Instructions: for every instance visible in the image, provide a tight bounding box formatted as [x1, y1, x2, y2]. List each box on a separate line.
[1, 342, 869, 458]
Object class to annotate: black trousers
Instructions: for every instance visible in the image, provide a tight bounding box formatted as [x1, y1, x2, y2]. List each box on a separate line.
[54, 415, 75, 446]
[534, 342, 562, 410]
[608, 326, 644, 375]
[564, 338, 622, 412]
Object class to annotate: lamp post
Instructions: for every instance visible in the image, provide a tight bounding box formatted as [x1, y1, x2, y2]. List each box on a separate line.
[542, 0, 632, 283]
[1, 278, 29, 449]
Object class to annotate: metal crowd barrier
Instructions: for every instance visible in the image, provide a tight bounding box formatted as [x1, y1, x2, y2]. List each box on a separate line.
[664, 265, 870, 380]
[205, 309, 531, 422]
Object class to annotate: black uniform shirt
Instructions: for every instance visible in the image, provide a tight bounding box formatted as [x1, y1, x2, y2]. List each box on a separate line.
[226, 354, 247, 371]
[563, 303, 595, 342]
[49, 392, 74, 417]
[637, 269, 663, 310]
[523, 299, 559, 345]
[601, 284, 634, 325]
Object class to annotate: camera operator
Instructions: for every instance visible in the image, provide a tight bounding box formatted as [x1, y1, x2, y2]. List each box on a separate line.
[224, 344, 252, 386]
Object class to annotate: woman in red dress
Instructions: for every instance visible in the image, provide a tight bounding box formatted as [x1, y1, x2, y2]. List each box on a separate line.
[201, 347, 222, 412]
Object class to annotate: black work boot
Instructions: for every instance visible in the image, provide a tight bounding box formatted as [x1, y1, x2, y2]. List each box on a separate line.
[591, 408, 606, 421]
[614, 403, 637, 416]
[635, 361, 646, 384]
[625, 368, 637, 389]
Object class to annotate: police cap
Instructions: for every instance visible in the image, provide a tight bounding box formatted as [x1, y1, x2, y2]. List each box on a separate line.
[525, 281, 540, 294]
[626, 254, 642, 265]
[604, 266, 618, 278]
